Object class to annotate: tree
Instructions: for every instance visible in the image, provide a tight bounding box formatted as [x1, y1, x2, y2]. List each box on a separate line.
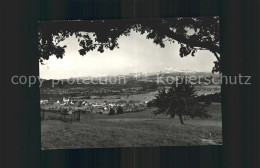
[117, 106, 124, 114]
[204, 99, 212, 106]
[196, 93, 221, 103]
[153, 76, 211, 124]
[38, 17, 220, 73]
[147, 100, 155, 108]
[108, 108, 115, 115]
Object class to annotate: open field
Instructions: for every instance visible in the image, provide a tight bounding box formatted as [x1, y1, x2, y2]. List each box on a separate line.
[41, 103, 222, 149]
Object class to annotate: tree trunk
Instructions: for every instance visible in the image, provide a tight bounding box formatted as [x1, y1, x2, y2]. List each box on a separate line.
[178, 115, 184, 124]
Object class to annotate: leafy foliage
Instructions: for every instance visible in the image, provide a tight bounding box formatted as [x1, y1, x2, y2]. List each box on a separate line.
[108, 108, 115, 115]
[38, 17, 220, 73]
[153, 76, 211, 124]
[117, 106, 124, 114]
[204, 99, 212, 106]
[196, 93, 221, 103]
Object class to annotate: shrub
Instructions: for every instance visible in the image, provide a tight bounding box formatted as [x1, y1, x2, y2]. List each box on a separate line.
[117, 106, 124, 114]
[108, 108, 115, 115]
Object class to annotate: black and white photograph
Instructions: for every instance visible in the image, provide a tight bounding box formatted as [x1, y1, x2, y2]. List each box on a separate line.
[39, 17, 222, 149]
[4, 0, 260, 167]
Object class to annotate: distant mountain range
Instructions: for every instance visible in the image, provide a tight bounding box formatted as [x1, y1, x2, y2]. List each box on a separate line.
[39, 70, 221, 89]
[40, 69, 218, 81]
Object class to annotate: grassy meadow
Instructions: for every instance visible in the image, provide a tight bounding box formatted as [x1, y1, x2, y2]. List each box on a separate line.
[41, 103, 222, 149]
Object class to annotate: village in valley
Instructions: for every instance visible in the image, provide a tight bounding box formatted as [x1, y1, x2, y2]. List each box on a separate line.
[40, 72, 221, 121]
[41, 95, 147, 115]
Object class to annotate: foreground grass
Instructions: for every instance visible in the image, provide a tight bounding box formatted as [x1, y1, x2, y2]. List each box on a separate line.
[41, 104, 222, 149]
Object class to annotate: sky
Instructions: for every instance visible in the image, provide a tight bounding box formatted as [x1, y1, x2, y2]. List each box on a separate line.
[40, 31, 217, 79]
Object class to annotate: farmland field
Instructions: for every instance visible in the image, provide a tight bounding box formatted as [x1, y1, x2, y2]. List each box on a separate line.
[41, 103, 222, 149]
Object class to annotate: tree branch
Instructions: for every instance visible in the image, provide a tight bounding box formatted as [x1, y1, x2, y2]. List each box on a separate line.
[162, 27, 220, 54]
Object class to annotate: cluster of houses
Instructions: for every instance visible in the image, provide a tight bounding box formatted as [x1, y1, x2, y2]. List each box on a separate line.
[89, 101, 147, 114]
[40, 97, 147, 115]
[40, 99, 49, 105]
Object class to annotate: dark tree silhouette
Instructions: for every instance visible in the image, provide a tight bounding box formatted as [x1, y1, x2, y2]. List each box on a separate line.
[38, 17, 220, 73]
[204, 99, 212, 106]
[196, 93, 221, 103]
[147, 100, 155, 107]
[108, 108, 115, 115]
[153, 77, 211, 124]
[117, 106, 124, 114]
